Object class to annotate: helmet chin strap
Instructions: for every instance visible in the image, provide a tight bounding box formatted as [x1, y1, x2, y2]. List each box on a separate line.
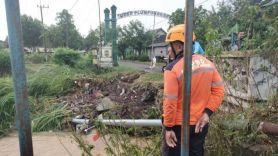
[170, 42, 183, 59]
[170, 43, 176, 59]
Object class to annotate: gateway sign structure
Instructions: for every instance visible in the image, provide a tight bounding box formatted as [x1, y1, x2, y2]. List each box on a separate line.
[102, 6, 170, 66]
[117, 10, 170, 19]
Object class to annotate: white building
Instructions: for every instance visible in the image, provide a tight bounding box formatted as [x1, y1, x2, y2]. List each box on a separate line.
[148, 28, 168, 60]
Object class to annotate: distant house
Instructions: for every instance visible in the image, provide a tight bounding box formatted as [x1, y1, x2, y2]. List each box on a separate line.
[0, 40, 8, 49]
[148, 28, 168, 60]
[0, 40, 4, 48]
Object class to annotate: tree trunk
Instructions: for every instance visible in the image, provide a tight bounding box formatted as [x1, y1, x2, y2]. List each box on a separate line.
[258, 122, 278, 136]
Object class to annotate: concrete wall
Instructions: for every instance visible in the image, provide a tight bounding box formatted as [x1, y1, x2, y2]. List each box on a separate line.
[249, 56, 278, 100]
[215, 51, 277, 106]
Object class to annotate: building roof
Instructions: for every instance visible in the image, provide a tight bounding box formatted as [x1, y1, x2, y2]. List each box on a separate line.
[148, 28, 168, 48]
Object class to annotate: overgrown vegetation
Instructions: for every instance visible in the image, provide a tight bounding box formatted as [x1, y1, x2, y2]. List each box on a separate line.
[72, 132, 94, 156]
[25, 53, 46, 64]
[169, 0, 278, 54]
[91, 97, 277, 156]
[1, 49, 277, 155]
[125, 54, 150, 62]
[28, 65, 74, 97]
[53, 48, 81, 67]
[205, 97, 278, 156]
[0, 49, 11, 77]
[0, 77, 14, 136]
[94, 120, 162, 156]
[32, 104, 71, 132]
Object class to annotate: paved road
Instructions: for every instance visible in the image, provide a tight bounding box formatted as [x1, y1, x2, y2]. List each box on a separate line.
[119, 61, 163, 73]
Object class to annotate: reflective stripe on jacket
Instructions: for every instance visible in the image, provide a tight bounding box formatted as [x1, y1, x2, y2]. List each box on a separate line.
[163, 54, 224, 127]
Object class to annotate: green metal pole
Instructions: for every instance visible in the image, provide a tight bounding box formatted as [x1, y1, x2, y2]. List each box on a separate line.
[181, 0, 194, 155]
[4, 0, 34, 155]
[104, 8, 110, 45]
[111, 5, 118, 66]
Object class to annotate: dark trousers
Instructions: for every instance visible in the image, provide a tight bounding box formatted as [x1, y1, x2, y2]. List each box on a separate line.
[162, 124, 208, 156]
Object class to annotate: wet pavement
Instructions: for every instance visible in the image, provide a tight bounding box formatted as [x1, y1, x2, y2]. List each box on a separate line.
[119, 61, 163, 73]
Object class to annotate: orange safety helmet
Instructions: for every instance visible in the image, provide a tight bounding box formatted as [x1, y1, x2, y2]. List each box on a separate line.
[165, 24, 196, 43]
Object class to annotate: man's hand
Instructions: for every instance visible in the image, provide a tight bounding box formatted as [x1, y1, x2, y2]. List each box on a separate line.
[165, 130, 177, 148]
[195, 113, 209, 133]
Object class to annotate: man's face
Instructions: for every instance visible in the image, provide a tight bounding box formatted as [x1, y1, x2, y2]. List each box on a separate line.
[171, 41, 183, 53]
[167, 47, 175, 59]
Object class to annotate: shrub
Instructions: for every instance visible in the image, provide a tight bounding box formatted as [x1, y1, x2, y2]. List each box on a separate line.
[25, 53, 46, 64]
[53, 48, 81, 67]
[126, 54, 150, 62]
[138, 55, 150, 62]
[126, 55, 137, 60]
[0, 49, 11, 77]
[75, 54, 93, 69]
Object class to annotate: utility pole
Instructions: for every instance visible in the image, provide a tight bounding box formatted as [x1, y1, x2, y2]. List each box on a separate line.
[98, 0, 102, 58]
[5, 0, 34, 155]
[37, 0, 48, 61]
[181, 0, 194, 155]
[151, 13, 156, 58]
[66, 14, 69, 48]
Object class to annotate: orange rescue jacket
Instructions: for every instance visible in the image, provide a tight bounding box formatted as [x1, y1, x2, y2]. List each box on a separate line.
[163, 53, 224, 128]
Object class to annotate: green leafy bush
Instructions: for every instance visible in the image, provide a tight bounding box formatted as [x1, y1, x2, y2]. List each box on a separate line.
[53, 48, 81, 67]
[125, 55, 137, 60]
[138, 55, 150, 62]
[25, 53, 46, 64]
[75, 54, 93, 69]
[0, 49, 11, 77]
[126, 54, 150, 62]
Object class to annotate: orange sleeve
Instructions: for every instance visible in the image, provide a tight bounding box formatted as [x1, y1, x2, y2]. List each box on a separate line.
[206, 68, 225, 112]
[163, 70, 178, 128]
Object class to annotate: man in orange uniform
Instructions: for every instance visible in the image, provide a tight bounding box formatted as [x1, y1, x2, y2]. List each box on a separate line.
[162, 24, 225, 156]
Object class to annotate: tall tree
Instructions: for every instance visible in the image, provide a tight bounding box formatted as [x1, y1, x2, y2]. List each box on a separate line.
[168, 7, 209, 45]
[21, 15, 43, 48]
[118, 20, 152, 56]
[168, 8, 184, 26]
[47, 9, 83, 49]
[83, 29, 99, 51]
[194, 6, 209, 46]
[45, 25, 63, 48]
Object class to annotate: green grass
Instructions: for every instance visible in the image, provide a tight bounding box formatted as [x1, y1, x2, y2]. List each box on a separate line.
[0, 77, 14, 137]
[133, 72, 163, 87]
[140, 72, 163, 82]
[24, 53, 46, 64]
[25, 63, 52, 74]
[32, 104, 71, 132]
[99, 66, 140, 80]
[126, 60, 165, 67]
[28, 65, 74, 97]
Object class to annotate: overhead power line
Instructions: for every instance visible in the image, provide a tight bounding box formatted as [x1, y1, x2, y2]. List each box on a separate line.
[37, 0, 49, 59]
[69, 0, 79, 11]
[196, 0, 210, 6]
[148, 18, 169, 30]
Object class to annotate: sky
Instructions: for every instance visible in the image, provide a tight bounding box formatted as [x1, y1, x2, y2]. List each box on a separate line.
[0, 0, 219, 41]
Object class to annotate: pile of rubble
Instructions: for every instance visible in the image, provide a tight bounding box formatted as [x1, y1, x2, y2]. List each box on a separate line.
[57, 73, 161, 120]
